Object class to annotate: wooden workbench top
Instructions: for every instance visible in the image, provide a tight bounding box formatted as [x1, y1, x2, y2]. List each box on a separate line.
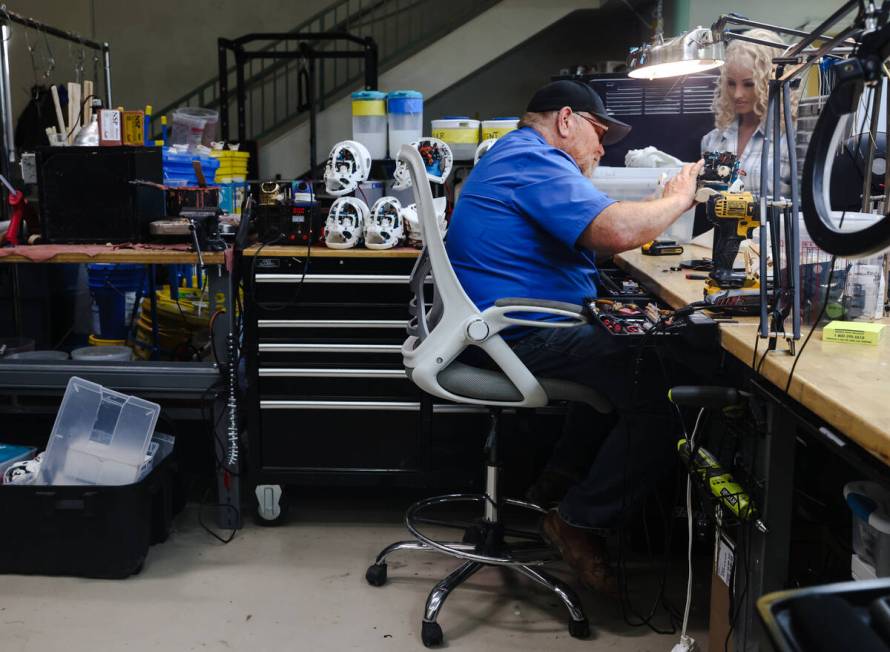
[0, 244, 225, 265]
[615, 245, 890, 466]
[242, 245, 421, 258]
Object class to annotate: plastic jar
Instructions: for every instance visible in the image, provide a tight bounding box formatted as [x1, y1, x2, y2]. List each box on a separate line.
[431, 117, 480, 160]
[387, 91, 423, 158]
[481, 117, 519, 140]
[351, 91, 388, 159]
[170, 107, 219, 151]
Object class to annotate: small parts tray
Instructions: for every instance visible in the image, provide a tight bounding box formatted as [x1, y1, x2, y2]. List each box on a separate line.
[584, 298, 674, 338]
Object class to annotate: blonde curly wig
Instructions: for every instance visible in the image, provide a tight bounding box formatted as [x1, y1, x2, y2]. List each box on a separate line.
[711, 29, 799, 131]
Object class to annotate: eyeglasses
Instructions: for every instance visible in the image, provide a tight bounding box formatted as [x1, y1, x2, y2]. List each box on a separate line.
[574, 112, 609, 140]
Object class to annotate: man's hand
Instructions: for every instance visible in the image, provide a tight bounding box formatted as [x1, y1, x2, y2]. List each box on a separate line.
[662, 160, 705, 211]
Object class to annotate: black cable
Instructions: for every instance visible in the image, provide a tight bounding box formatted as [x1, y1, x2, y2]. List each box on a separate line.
[198, 486, 239, 544]
[784, 211, 845, 393]
[784, 255, 837, 393]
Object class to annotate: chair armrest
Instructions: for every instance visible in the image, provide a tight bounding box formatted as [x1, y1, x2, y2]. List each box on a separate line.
[494, 297, 584, 315]
[481, 297, 587, 333]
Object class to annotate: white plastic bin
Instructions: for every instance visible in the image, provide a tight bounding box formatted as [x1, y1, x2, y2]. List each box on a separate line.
[591, 166, 695, 243]
[351, 91, 388, 159]
[481, 117, 519, 140]
[431, 117, 480, 160]
[387, 91, 423, 158]
[39, 377, 160, 486]
[845, 481, 890, 578]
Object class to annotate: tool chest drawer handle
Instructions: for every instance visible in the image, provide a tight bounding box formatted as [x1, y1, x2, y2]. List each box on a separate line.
[256, 274, 415, 284]
[258, 319, 408, 329]
[259, 368, 407, 378]
[261, 400, 420, 411]
[259, 343, 402, 353]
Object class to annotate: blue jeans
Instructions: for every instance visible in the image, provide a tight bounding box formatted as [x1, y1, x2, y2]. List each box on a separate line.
[508, 324, 677, 530]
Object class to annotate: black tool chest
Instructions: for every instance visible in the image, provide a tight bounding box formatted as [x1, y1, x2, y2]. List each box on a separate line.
[243, 248, 569, 514]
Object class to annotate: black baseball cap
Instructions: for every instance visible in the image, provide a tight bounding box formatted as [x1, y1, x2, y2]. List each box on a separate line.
[526, 80, 631, 146]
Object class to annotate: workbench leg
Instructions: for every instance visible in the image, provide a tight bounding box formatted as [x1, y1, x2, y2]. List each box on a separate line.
[209, 264, 241, 529]
[737, 400, 796, 652]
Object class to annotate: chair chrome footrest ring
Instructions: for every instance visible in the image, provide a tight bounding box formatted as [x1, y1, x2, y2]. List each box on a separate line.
[404, 493, 556, 567]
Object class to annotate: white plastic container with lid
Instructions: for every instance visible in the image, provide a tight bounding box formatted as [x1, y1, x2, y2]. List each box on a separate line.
[431, 117, 480, 161]
[845, 481, 890, 577]
[590, 167, 695, 243]
[170, 107, 219, 151]
[351, 91, 388, 159]
[387, 91, 423, 158]
[39, 376, 160, 486]
[481, 117, 519, 140]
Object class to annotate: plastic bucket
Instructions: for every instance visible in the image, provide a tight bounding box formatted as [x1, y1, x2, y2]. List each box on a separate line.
[170, 107, 219, 150]
[352, 91, 388, 159]
[71, 345, 133, 362]
[431, 117, 480, 160]
[387, 91, 423, 157]
[481, 117, 519, 140]
[88, 264, 146, 341]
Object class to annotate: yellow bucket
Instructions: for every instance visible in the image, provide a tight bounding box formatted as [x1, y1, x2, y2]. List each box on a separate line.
[88, 334, 126, 346]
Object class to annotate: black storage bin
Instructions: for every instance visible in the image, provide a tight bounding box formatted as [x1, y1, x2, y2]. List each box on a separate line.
[36, 146, 164, 243]
[0, 450, 180, 579]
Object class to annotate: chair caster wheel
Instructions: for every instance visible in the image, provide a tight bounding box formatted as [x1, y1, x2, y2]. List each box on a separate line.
[421, 621, 443, 647]
[568, 618, 590, 639]
[365, 563, 387, 587]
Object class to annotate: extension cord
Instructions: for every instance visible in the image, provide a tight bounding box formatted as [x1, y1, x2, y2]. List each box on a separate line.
[670, 634, 698, 652]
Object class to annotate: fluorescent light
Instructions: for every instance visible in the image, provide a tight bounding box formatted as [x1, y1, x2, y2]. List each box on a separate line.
[627, 27, 725, 80]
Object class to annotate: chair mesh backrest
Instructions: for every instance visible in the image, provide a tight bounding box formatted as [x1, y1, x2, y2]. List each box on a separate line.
[401, 146, 478, 343]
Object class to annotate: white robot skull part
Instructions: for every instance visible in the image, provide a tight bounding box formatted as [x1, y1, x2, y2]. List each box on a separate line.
[402, 196, 448, 247]
[323, 197, 369, 249]
[323, 140, 372, 196]
[364, 196, 404, 249]
[392, 137, 454, 190]
[474, 138, 498, 165]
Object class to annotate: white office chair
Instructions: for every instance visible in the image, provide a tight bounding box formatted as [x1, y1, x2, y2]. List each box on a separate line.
[365, 145, 612, 647]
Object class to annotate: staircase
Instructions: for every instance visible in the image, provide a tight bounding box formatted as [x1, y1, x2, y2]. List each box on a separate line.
[152, 0, 501, 143]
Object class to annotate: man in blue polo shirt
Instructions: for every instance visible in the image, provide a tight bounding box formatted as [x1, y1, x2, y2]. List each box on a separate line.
[446, 80, 702, 594]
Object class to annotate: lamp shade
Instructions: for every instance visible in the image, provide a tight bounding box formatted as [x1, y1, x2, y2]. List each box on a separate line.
[628, 27, 725, 79]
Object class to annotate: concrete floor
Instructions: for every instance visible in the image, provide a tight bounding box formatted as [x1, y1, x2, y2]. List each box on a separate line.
[0, 497, 709, 651]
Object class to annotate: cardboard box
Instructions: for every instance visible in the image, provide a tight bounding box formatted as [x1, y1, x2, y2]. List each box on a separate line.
[823, 321, 885, 345]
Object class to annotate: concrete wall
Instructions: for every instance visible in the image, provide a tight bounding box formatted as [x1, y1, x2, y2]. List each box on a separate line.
[425, 3, 650, 126]
[260, 0, 631, 178]
[6, 0, 329, 120]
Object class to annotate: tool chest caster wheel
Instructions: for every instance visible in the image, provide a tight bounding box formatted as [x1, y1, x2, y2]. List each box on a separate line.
[255, 484, 286, 526]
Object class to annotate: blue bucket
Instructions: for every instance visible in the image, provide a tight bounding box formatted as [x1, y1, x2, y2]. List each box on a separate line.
[88, 264, 147, 340]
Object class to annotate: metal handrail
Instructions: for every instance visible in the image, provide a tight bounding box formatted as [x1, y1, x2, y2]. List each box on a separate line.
[151, 0, 499, 142]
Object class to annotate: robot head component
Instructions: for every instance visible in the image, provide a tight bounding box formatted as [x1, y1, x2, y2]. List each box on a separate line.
[323, 197, 369, 249]
[323, 140, 372, 196]
[474, 138, 498, 165]
[392, 138, 454, 190]
[365, 196, 404, 249]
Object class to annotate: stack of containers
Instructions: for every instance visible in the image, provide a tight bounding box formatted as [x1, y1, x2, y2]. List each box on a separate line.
[431, 116, 480, 160]
[351, 91, 388, 159]
[387, 91, 423, 158]
[211, 149, 250, 214]
[162, 148, 220, 186]
[481, 117, 519, 140]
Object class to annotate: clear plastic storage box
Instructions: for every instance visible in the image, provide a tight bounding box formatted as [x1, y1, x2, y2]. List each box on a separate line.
[39, 377, 160, 486]
[845, 481, 890, 578]
[591, 166, 695, 243]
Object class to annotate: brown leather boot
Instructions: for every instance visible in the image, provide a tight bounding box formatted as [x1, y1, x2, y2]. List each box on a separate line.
[541, 510, 619, 598]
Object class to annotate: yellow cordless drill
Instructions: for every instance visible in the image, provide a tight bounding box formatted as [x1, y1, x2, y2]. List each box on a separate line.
[696, 152, 762, 314]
